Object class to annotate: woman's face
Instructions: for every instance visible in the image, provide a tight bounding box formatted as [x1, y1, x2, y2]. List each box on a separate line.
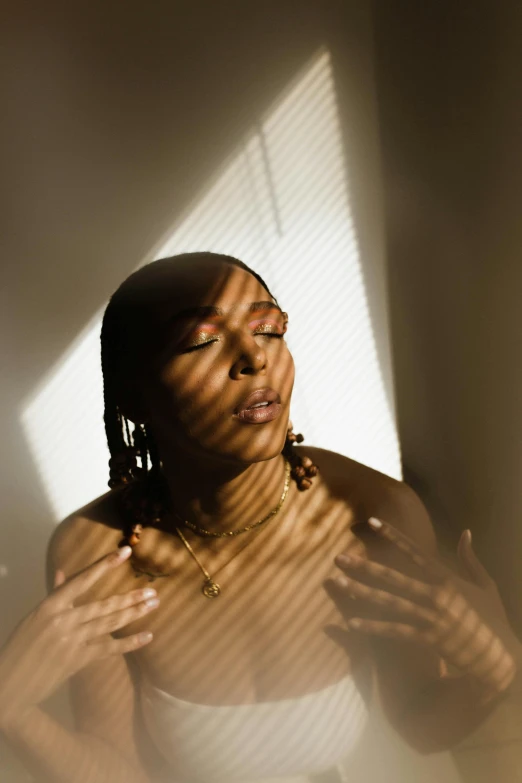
[131, 260, 295, 465]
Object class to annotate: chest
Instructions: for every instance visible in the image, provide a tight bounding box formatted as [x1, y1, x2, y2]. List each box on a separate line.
[112, 486, 369, 703]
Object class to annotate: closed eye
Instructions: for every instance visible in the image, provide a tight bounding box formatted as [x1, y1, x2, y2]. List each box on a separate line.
[182, 332, 285, 354]
[180, 339, 220, 354]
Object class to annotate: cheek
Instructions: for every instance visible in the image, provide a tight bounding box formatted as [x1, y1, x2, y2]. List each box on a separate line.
[145, 343, 295, 442]
[150, 361, 227, 426]
[275, 345, 295, 398]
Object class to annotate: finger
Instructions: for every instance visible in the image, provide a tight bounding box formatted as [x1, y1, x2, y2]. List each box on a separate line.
[345, 616, 431, 644]
[52, 547, 132, 608]
[334, 554, 434, 601]
[88, 631, 154, 659]
[331, 575, 437, 626]
[323, 624, 352, 649]
[457, 530, 493, 588]
[71, 587, 158, 626]
[79, 596, 160, 641]
[367, 517, 446, 577]
[53, 569, 66, 589]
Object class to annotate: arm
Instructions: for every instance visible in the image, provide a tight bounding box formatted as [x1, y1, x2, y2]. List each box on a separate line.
[1, 675, 150, 783]
[375, 486, 521, 750]
[330, 483, 520, 753]
[376, 645, 522, 754]
[0, 518, 157, 783]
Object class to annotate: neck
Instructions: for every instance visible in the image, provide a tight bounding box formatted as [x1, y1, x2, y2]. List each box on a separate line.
[157, 446, 289, 536]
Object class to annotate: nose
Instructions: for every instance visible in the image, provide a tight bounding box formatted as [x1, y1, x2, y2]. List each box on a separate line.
[229, 335, 267, 379]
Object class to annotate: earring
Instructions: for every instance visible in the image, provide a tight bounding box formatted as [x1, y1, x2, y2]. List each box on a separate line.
[108, 446, 139, 488]
[284, 420, 319, 491]
[129, 523, 143, 546]
[118, 456, 165, 551]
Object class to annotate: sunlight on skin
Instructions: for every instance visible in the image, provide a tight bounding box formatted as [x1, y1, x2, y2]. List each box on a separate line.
[5, 258, 377, 781]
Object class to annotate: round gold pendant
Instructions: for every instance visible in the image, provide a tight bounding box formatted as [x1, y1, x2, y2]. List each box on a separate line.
[202, 579, 221, 598]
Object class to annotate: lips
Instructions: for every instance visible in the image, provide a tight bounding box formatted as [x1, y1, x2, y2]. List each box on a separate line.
[234, 387, 282, 423]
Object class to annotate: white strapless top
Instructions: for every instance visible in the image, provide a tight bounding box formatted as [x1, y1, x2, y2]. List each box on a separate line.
[140, 673, 369, 783]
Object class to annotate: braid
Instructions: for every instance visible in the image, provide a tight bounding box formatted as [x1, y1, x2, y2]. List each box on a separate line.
[100, 252, 319, 547]
[100, 310, 136, 488]
[101, 303, 164, 545]
[144, 423, 162, 475]
[135, 425, 148, 474]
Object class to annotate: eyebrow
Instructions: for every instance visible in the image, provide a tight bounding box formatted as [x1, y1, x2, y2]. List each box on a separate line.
[168, 301, 284, 323]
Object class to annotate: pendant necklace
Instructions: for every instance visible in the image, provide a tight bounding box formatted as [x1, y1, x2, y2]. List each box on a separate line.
[130, 459, 291, 598]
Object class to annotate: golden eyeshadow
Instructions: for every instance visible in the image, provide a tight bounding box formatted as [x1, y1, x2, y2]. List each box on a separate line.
[249, 316, 285, 331]
[184, 331, 219, 347]
[252, 323, 281, 334]
[178, 317, 286, 350]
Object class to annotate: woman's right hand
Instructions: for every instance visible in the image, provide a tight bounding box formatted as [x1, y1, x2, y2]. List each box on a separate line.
[0, 546, 159, 728]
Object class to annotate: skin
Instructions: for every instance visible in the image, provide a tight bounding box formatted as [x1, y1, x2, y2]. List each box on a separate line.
[57, 261, 371, 706]
[0, 259, 520, 782]
[120, 257, 298, 535]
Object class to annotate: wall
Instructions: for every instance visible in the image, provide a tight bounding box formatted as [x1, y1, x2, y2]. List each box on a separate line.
[373, 1, 522, 778]
[373, 0, 522, 632]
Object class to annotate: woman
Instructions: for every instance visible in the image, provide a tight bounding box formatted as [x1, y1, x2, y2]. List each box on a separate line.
[0, 252, 520, 783]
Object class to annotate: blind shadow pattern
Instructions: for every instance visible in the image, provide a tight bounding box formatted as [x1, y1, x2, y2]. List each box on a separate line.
[10, 48, 414, 783]
[20, 48, 401, 522]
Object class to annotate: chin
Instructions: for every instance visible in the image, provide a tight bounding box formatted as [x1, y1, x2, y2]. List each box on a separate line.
[217, 421, 289, 466]
[158, 406, 290, 466]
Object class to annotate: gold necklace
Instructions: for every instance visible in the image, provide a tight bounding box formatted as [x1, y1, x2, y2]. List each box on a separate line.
[177, 460, 291, 538]
[130, 459, 291, 597]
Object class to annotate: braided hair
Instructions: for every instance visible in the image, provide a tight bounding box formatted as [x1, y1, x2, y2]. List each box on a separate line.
[100, 252, 318, 544]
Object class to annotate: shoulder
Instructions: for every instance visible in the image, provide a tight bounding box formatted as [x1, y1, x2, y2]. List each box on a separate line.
[297, 445, 437, 555]
[46, 490, 125, 592]
[296, 445, 402, 496]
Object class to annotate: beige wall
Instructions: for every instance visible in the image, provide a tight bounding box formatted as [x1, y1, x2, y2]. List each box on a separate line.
[373, 3, 522, 777]
[373, 0, 522, 633]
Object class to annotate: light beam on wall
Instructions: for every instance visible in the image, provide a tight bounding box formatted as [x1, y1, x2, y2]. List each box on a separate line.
[20, 49, 401, 521]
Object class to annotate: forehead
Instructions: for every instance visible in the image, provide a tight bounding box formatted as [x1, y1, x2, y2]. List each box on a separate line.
[113, 261, 278, 372]
[137, 260, 272, 323]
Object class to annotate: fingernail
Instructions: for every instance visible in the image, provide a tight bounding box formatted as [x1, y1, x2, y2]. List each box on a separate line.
[466, 529, 472, 543]
[139, 631, 153, 642]
[349, 618, 362, 629]
[118, 546, 132, 559]
[324, 624, 349, 641]
[334, 574, 350, 589]
[145, 597, 160, 608]
[335, 554, 352, 567]
[142, 588, 157, 599]
[368, 517, 383, 530]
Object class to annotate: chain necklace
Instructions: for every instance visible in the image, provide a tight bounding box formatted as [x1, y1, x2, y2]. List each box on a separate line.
[177, 460, 291, 538]
[130, 459, 291, 597]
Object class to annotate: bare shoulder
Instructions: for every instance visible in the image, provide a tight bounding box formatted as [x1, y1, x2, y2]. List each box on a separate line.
[296, 444, 402, 496]
[46, 490, 125, 592]
[297, 445, 437, 554]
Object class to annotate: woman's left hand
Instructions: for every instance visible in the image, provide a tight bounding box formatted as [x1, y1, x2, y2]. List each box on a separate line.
[325, 518, 520, 701]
